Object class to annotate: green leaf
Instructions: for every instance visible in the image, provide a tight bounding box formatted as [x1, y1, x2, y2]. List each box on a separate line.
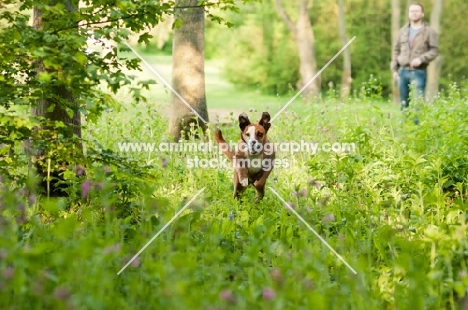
[137, 32, 153, 45]
[74, 51, 88, 65]
[172, 18, 183, 29]
[38, 71, 52, 82]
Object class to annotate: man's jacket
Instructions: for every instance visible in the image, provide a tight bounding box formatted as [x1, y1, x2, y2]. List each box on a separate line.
[390, 21, 439, 72]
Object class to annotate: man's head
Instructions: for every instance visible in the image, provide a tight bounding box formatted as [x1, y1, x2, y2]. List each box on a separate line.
[408, 2, 424, 23]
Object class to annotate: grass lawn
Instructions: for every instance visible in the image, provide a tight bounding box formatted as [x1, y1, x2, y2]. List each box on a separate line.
[108, 52, 399, 124]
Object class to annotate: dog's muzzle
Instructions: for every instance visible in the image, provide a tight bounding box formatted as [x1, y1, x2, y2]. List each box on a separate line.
[249, 140, 263, 155]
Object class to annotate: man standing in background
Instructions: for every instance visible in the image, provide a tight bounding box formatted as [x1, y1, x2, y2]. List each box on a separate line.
[391, 2, 439, 111]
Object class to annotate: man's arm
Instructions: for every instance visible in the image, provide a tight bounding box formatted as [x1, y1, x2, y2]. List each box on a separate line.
[390, 33, 401, 73]
[420, 28, 439, 64]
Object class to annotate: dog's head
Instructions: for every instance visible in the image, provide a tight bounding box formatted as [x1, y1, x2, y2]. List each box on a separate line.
[239, 112, 271, 156]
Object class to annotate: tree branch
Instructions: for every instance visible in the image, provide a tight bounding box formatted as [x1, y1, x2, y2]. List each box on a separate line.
[275, 0, 296, 34]
[49, 1, 228, 35]
[299, 0, 309, 14]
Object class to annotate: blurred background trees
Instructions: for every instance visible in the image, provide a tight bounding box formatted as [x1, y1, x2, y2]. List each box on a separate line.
[139, 0, 466, 100]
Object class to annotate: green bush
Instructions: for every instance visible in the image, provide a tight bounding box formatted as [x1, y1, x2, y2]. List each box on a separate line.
[1, 90, 468, 308]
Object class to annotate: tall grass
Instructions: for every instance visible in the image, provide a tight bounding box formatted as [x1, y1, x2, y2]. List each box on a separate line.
[1, 84, 467, 309]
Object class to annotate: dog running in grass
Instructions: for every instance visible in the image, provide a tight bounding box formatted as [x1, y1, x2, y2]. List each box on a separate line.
[214, 112, 275, 201]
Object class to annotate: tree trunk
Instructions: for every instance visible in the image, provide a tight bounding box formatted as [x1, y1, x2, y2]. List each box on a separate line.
[32, 2, 82, 197]
[391, 0, 401, 103]
[275, 0, 320, 102]
[425, 0, 444, 101]
[262, 1, 275, 94]
[169, 0, 209, 141]
[337, 0, 351, 101]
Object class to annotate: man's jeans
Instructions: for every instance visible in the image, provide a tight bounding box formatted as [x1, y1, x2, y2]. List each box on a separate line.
[398, 68, 427, 110]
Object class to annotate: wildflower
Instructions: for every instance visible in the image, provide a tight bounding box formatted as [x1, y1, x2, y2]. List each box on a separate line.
[96, 182, 104, 190]
[308, 179, 322, 188]
[219, 289, 236, 304]
[131, 257, 141, 267]
[0, 249, 8, 260]
[54, 287, 70, 300]
[270, 268, 282, 283]
[293, 188, 308, 197]
[262, 288, 276, 300]
[75, 165, 86, 177]
[321, 213, 336, 224]
[28, 194, 37, 205]
[16, 215, 28, 225]
[33, 281, 44, 295]
[81, 180, 93, 198]
[103, 244, 121, 255]
[2, 266, 14, 280]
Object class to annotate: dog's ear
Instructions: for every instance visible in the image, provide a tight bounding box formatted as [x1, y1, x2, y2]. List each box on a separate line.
[259, 112, 271, 132]
[239, 113, 251, 132]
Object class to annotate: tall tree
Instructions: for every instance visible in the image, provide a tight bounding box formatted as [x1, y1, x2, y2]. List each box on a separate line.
[0, 0, 175, 195]
[391, 0, 401, 103]
[275, 0, 320, 101]
[32, 2, 81, 138]
[425, 0, 444, 100]
[169, 0, 209, 141]
[337, 0, 351, 100]
[31, 1, 83, 196]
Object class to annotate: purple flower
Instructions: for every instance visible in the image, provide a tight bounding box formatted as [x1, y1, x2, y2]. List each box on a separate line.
[131, 257, 141, 267]
[293, 189, 308, 197]
[308, 179, 322, 188]
[81, 180, 93, 198]
[321, 213, 336, 224]
[219, 289, 236, 304]
[0, 249, 8, 260]
[28, 195, 37, 205]
[33, 281, 44, 295]
[16, 215, 28, 225]
[270, 268, 282, 283]
[75, 165, 86, 177]
[103, 246, 113, 255]
[161, 158, 168, 168]
[17, 203, 25, 213]
[103, 243, 121, 255]
[2, 266, 14, 280]
[262, 288, 276, 300]
[53, 287, 70, 300]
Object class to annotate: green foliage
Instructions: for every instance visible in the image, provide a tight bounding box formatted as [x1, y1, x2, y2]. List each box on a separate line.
[2, 91, 468, 308]
[219, 1, 300, 96]
[0, 0, 259, 195]
[1, 0, 468, 308]
[0, 0, 172, 112]
[210, 0, 468, 98]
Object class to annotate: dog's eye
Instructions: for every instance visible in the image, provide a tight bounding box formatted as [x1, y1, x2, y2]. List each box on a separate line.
[257, 132, 263, 138]
[246, 133, 250, 137]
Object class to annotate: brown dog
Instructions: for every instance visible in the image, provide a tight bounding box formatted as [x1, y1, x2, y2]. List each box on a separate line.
[214, 112, 275, 201]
